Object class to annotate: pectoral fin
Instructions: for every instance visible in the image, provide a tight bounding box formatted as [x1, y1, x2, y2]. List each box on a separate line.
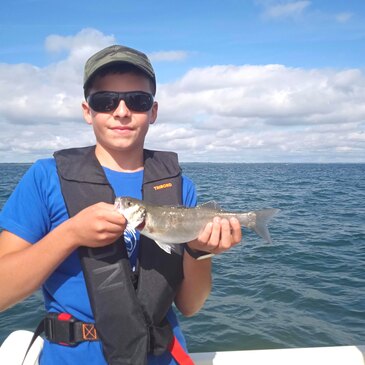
[154, 241, 176, 255]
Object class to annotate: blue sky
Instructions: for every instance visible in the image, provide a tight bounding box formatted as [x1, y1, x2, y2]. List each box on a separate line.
[1, 0, 364, 162]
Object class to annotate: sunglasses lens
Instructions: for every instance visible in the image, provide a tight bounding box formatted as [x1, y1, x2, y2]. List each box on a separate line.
[88, 92, 153, 112]
[126, 93, 154, 112]
[88, 92, 118, 112]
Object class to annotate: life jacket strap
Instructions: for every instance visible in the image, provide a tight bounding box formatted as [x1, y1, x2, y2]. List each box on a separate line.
[169, 335, 196, 365]
[22, 313, 99, 364]
[44, 312, 99, 346]
[24, 313, 195, 365]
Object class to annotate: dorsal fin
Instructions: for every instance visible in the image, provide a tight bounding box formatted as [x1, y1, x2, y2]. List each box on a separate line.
[198, 201, 222, 210]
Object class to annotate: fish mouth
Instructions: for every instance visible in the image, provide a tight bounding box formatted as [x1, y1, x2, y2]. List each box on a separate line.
[136, 221, 145, 231]
[135, 208, 147, 231]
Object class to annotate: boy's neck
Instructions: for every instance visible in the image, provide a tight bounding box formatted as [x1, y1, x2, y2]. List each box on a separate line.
[95, 144, 144, 172]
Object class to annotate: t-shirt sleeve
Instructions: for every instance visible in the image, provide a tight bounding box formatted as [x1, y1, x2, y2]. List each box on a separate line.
[182, 175, 197, 208]
[0, 160, 52, 243]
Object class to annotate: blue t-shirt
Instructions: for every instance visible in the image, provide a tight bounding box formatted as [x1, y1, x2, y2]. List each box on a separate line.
[0, 158, 197, 365]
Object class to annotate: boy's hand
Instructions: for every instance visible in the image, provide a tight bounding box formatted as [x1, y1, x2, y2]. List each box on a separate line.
[187, 217, 242, 255]
[66, 202, 127, 249]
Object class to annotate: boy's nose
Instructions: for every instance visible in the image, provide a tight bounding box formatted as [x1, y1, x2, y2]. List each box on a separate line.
[113, 99, 131, 117]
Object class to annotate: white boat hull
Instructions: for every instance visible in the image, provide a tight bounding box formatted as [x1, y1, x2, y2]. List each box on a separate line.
[191, 345, 365, 365]
[1, 330, 364, 365]
[0, 331, 43, 365]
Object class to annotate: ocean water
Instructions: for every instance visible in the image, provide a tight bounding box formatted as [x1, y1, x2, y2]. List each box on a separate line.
[0, 162, 364, 352]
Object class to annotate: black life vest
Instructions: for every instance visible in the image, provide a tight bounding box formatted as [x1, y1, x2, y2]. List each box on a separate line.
[54, 146, 184, 365]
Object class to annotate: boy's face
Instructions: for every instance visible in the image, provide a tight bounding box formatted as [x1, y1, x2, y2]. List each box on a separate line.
[82, 72, 158, 156]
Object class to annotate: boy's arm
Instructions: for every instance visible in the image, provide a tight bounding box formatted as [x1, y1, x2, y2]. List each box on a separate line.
[174, 217, 242, 317]
[0, 203, 126, 312]
[0, 228, 76, 311]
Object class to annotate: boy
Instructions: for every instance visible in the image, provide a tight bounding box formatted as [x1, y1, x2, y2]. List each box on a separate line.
[0, 45, 242, 365]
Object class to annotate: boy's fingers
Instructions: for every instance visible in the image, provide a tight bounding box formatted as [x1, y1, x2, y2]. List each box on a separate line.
[192, 217, 243, 254]
[198, 222, 213, 244]
[208, 217, 221, 249]
[220, 219, 232, 249]
[230, 217, 242, 244]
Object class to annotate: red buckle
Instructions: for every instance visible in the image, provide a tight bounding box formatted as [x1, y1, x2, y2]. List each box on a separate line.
[58, 313, 73, 321]
[45, 312, 78, 346]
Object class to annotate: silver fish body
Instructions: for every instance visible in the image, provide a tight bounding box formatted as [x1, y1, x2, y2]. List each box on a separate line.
[114, 197, 280, 255]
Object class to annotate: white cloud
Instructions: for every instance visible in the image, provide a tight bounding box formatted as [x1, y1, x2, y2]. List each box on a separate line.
[335, 12, 353, 24]
[148, 51, 189, 62]
[45, 28, 115, 55]
[0, 29, 117, 127]
[0, 28, 364, 163]
[261, 1, 311, 19]
[264, 1, 311, 18]
[157, 65, 365, 125]
[150, 64, 365, 162]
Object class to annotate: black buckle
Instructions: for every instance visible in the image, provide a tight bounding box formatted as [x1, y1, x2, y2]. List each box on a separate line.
[45, 313, 78, 346]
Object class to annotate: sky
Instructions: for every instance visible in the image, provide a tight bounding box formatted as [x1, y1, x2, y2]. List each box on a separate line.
[0, 0, 364, 163]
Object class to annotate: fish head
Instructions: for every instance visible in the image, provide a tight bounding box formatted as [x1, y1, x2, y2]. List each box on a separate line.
[114, 197, 147, 230]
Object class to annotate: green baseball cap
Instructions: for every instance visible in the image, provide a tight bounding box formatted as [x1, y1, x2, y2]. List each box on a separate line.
[83, 45, 156, 92]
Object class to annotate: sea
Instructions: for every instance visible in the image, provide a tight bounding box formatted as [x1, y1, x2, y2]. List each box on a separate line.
[0, 162, 364, 353]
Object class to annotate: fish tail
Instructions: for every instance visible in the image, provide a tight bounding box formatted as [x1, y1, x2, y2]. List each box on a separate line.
[251, 209, 280, 244]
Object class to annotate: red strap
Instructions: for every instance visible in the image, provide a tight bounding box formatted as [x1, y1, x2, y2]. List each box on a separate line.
[169, 335, 195, 365]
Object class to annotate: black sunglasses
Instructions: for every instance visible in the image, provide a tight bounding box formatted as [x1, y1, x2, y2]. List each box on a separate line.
[87, 91, 154, 113]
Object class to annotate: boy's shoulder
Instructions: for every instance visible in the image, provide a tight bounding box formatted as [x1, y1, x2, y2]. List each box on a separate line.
[35, 157, 56, 167]
[21, 158, 58, 188]
[30, 157, 57, 174]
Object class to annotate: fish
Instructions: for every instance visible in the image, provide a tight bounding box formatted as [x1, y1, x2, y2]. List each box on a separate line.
[114, 197, 280, 255]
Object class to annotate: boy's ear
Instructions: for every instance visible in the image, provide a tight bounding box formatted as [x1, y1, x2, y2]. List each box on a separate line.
[150, 101, 158, 124]
[82, 101, 93, 125]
